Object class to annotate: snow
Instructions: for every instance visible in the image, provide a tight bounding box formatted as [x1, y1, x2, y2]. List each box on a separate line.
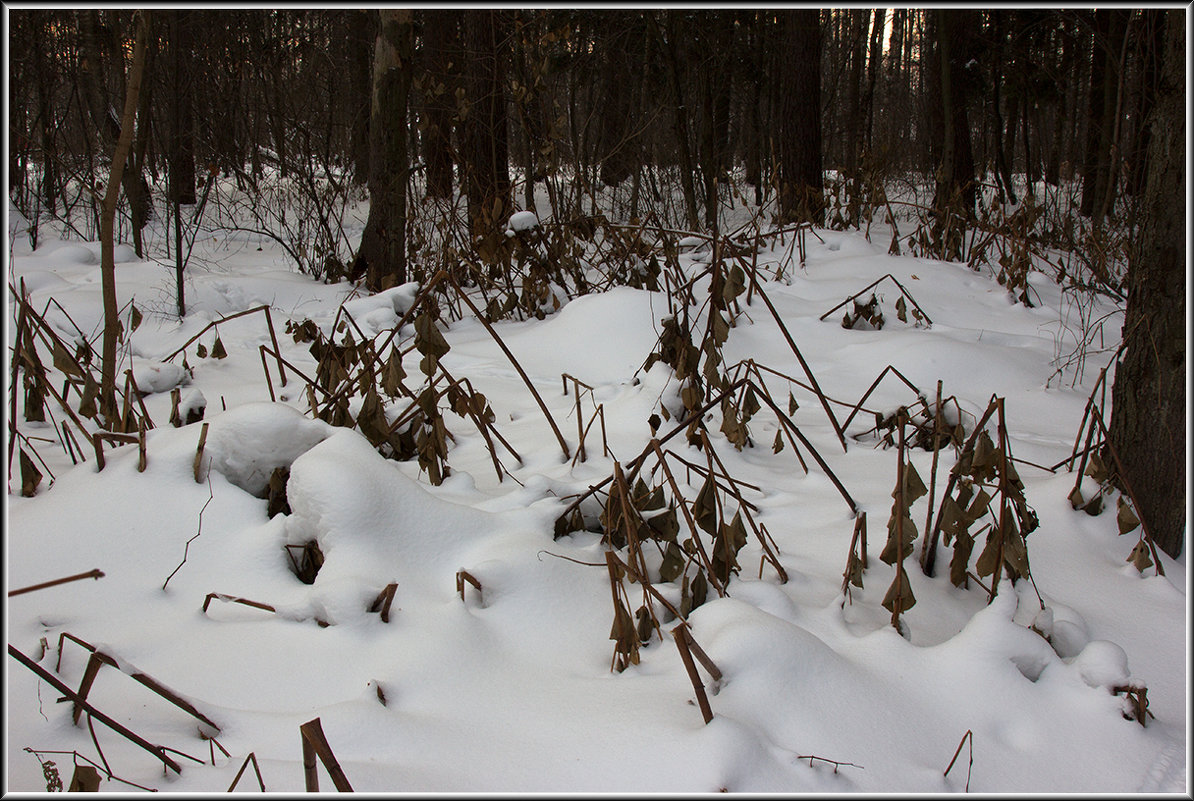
[506, 210, 540, 234]
[4, 187, 1187, 794]
[130, 361, 189, 395]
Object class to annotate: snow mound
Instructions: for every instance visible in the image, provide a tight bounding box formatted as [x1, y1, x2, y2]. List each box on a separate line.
[281, 427, 507, 622]
[506, 210, 540, 233]
[39, 242, 98, 265]
[338, 282, 420, 338]
[132, 361, 190, 395]
[1071, 640, 1130, 690]
[202, 402, 333, 496]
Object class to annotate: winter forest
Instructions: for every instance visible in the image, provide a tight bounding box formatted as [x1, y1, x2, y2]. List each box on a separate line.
[5, 7, 1188, 794]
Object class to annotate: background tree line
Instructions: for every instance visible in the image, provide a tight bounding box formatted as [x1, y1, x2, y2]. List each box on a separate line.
[6, 8, 1184, 557]
[8, 9, 1171, 249]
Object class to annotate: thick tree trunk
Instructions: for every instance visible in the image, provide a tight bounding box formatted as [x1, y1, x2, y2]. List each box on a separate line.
[354, 10, 414, 291]
[1108, 9, 1185, 558]
[777, 10, 824, 226]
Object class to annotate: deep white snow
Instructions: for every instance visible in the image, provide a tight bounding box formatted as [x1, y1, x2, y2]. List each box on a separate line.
[4, 188, 1188, 794]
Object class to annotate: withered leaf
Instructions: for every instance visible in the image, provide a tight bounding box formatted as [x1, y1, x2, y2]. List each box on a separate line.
[949, 531, 975, 588]
[711, 311, 730, 346]
[971, 430, 998, 470]
[881, 565, 916, 613]
[646, 506, 679, 542]
[52, 341, 83, 377]
[196, 342, 208, 359]
[20, 448, 43, 497]
[693, 475, 718, 536]
[1116, 496, 1140, 535]
[414, 312, 451, 361]
[210, 336, 228, 359]
[895, 296, 908, 323]
[974, 533, 1002, 578]
[635, 605, 654, 644]
[1068, 485, 1085, 510]
[130, 303, 143, 333]
[1084, 451, 1110, 483]
[880, 513, 917, 565]
[742, 386, 761, 420]
[772, 429, 785, 454]
[639, 484, 665, 513]
[659, 541, 686, 582]
[381, 349, 407, 397]
[896, 462, 928, 505]
[1127, 540, 1153, 572]
[788, 391, 799, 416]
[844, 550, 864, 588]
[78, 375, 100, 419]
[690, 569, 708, 610]
[723, 264, 746, 303]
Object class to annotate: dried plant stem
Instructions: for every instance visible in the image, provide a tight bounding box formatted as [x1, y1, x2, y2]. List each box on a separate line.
[162, 474, 214, 590]
[8, 644, 182, 774]
[921, 381, 944, 565]
[228, 752, 266, 791]
[8, 569, 105, 598]
[943, 729, 974, 791]
[671, 625, 714, 724]
[299, 717, 353, 792]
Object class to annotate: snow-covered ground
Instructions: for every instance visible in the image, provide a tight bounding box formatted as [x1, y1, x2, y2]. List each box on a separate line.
[4, 190, 1188, 793]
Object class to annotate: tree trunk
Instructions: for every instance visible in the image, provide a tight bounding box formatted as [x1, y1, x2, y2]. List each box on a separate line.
[169, 10, 197, 206]
[1107, 9, 1185, 558]
[777, 10, 824, 226]
[354, 10, 415, 291]
[933, 9, 977, 247]
[863, 8, 886, 152]
[653, 11, 701, 231]
[421, 9, 457, 200]
[460, 10, 512, 253]
[989, 11, 1018, 204]
[100, 11, 150, 428]
[1081, 10, 1127, 222]
[348, 10, 375, 185]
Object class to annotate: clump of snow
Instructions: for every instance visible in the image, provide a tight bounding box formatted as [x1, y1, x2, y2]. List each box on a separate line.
[132, 361, 190, 395]
[506, 210, 540, 234]
[202, 402, 333, 496]
[338, 282, 420, 339]
[1072, 640, 1130, 691]
[178, 389, 207, 422]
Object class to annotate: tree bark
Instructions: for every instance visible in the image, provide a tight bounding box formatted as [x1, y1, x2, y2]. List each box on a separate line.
[460, 10, 512, 251]
[348, 10, 375, 186]
[777, 10, 824, 226]
[100, 10, 150, 428]
[421, 9, 457, 200]
[1108, 9, 1185, 558]
[354, 9, 415, 290]
[168, 10, 197, 206]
